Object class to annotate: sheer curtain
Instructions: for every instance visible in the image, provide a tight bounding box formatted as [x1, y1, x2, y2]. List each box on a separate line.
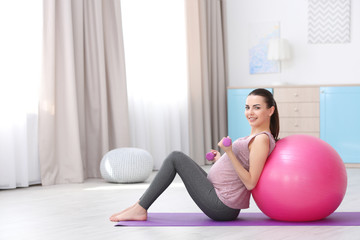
[0, 0, 42, 189]
[122, 0, 228, 168]
[121, 0, 189, 169]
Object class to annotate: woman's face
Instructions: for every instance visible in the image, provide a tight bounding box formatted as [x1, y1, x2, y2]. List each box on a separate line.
[245, 95, 274, 129]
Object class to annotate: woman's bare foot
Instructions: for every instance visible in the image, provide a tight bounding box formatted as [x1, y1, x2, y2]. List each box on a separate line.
[109, 202, 138, 219]
[109, 202, 148, 222]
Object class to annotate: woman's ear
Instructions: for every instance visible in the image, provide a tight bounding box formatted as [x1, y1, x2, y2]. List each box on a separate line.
[268, 106, 275, 117]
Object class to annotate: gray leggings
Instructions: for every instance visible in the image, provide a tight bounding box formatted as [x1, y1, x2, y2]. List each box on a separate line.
[139, 151, 240, 221]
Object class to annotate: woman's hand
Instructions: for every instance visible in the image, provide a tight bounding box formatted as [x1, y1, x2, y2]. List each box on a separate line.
[210, 149, 221, 162]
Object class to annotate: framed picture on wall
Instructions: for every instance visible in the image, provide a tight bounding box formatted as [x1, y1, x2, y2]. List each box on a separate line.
[248, 21, 280, 74]
[308, 0, 351, 44]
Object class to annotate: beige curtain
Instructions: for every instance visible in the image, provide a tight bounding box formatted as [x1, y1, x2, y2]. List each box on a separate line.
[40, 0, 130, 185]
[185, 0, 228, 165]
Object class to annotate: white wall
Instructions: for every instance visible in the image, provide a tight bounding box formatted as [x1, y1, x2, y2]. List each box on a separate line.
[224, 0, 360, 87]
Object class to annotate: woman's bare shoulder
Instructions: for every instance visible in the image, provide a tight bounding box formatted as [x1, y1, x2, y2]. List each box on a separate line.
[253, 133, 270, 145]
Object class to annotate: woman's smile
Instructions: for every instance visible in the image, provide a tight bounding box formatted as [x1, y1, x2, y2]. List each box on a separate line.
[248, 116, 257, 123]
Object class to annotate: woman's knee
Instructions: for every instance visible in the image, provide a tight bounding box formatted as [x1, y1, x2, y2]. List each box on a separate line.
[167, 151, 185, 160]
[165, 151, 190, 165]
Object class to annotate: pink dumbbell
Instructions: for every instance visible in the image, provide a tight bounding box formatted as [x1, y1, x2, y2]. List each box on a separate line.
[206, 152, 216, 161]
[222, 137, 232, 147]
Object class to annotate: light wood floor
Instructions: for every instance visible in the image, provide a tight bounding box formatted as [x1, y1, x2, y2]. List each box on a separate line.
[1, 167, 360, 240]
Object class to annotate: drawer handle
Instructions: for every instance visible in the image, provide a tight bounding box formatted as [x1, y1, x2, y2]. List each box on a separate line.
[294, 123, 299, 127]
[293, 93, 299, 97]
[294, 108, 299, 112]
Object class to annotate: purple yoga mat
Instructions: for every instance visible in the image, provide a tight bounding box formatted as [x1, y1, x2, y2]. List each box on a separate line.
[115, 212, 360, 227]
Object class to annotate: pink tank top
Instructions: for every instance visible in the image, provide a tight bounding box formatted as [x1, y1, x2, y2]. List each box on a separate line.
[207, 132, 276, 209]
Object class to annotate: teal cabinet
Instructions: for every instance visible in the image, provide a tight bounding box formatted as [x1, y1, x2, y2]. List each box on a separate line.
[227, 88, 272, 140]
[320, 86, 360, 163]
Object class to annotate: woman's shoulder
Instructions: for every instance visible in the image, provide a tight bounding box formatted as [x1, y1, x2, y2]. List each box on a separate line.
[249, 131, 272, 141]
[248, 131, 275, 148]
[252, 133, 270, 145]
[251, 132, 276, 154]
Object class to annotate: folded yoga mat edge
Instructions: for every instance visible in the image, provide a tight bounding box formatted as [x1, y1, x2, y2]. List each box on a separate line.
[115, 212, 360, 227]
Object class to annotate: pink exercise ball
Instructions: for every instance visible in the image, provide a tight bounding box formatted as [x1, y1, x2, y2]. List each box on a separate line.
[252, 135, 347, 222]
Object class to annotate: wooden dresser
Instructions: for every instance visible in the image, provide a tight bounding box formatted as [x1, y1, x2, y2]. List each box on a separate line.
[274, 87, 319, 138]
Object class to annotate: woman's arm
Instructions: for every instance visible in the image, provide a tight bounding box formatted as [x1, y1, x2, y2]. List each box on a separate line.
[219, 134, 270, 190]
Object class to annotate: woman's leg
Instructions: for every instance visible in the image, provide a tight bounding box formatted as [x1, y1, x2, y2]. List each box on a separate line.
[139, 151, 240, 221]
[110, 151, 239, 221]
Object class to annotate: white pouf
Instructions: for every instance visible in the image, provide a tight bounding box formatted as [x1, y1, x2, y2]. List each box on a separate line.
[100, 148, 153, 183]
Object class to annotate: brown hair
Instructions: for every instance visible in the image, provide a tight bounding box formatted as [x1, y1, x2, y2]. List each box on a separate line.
[248, 88, 280, 141]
